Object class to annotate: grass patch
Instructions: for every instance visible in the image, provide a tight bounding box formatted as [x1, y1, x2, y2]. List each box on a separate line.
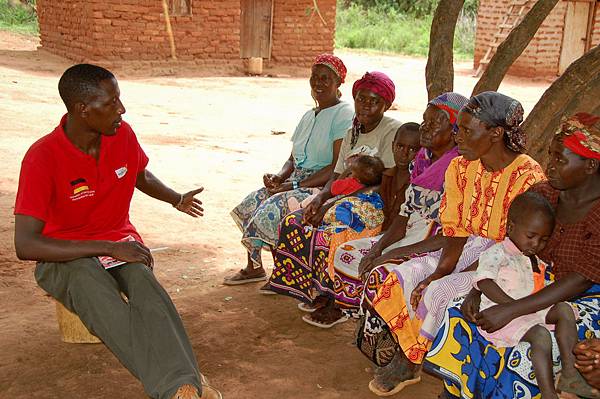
[0, 0, 38, 35]
[335, 2, 476, 60]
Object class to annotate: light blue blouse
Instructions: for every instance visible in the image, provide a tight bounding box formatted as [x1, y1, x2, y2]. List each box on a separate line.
[290, 101, 354, 171]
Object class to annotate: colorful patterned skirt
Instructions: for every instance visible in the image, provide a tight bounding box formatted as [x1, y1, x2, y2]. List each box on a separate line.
[231, 167, 320, 268]
[332, 213, 437, 309]
[358, 236, 495, 364]
[425, 284, 600, 399]
[269, 193, 385, 304]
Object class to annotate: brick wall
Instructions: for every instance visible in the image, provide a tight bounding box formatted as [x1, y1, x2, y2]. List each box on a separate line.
[270, 0, 336, 66]
[37, 0, 93, 61]
[37, 0, 336, 73]
[474, 0, 568, 78]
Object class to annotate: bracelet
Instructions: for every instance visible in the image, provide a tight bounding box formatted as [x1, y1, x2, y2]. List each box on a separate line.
[292, 181, 299, 190]
[173, 193, 184, 208]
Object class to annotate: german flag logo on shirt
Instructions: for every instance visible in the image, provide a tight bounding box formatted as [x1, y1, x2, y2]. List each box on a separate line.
[70, 178, 89, 195]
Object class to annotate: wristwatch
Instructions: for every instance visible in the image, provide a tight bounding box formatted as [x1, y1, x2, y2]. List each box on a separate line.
[292, 181, 300, 190]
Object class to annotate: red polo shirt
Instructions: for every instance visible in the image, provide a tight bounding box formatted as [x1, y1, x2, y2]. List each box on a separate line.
[15, 114, 149, 242]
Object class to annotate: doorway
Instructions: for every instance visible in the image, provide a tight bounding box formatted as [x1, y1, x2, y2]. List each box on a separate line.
[558, 0, 595, 74]
[240, 0, 274, 59]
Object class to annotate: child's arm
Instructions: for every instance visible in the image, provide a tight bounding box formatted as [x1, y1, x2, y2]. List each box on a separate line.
[477, 279, 515, 305]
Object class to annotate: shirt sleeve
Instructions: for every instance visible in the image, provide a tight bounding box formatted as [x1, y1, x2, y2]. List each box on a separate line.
[568, 220, 600, 283]
[128, 127, 149, 173]
[14, 158, 54, 222]
[334, 132, 351, 174]
[440, 158, 469, 237]
[330, 104, 354, 142]
[290, 110, 310, 144]
[473, 244, 505, 289]
[378, 120, 401, 169]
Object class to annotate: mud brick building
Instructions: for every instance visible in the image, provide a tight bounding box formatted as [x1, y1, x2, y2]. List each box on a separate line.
[36, 0, 337, 73]
[475, 0, 599, 78]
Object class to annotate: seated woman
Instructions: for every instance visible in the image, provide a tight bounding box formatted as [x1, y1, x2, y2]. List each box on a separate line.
[331, 92, 468, 315]
[425, 113, 600, 399]
[299, 123, 422, 328]
[266, 72, 403, 326]
[357, 92, 546, 396]
[225, 54, 353, 285]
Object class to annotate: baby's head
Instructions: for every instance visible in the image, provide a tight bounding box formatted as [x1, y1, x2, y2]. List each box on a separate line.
[507, 191, 555, 256]
[350, 155, 385, 186]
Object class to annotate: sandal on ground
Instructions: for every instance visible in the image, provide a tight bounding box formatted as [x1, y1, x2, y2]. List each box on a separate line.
[198, 374, 223, 399]
[298, 302, 321, 313]
[301, 313, 349, 328]
[223, 269, 267, 286]
[258, 282, 276, 295]
[558, 372, 600, 398]
[200, 384, 223, 399]
[368, 376, 421, 397]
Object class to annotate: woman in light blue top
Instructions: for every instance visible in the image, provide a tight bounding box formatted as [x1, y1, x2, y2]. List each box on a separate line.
[225, 54, 354, 285]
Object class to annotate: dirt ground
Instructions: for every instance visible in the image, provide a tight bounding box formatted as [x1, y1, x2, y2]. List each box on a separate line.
[0, 30, 553, 398]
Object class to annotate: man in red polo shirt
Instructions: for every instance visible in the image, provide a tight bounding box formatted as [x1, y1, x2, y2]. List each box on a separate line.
[14, 64, 221, 399]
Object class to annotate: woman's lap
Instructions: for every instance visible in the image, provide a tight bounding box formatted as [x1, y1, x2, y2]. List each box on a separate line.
[425, 287, 600, 399]
[268, 210, 333, 303]
[356, 236, 496, 364]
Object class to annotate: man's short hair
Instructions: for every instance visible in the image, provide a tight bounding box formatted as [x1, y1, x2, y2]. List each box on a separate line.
[58, 64, 115, 110]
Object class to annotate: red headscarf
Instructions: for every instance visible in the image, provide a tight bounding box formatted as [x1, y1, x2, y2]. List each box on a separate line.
[352, 71, 396, 105]
[313, 54, 347, 84]
[558, 113, 600, 160]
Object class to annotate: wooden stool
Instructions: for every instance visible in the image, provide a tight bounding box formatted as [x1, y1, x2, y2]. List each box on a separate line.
[54, 301, 101, 344]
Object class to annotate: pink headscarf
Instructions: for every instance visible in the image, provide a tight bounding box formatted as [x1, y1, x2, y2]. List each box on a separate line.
[352, 71, 395, 105]
[314, 54, 347, 84]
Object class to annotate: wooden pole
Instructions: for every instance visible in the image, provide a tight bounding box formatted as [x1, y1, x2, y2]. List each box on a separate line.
[161, 0, 177, 60]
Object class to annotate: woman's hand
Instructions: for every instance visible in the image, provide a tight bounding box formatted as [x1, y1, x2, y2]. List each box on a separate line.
[263, 173, 284, 189]
[410, 275, 440, 311]
[574, 339, 600, 374]
[267, 181, 292, 195]
[358, 247, 382, 281]
[460, 289, 482, 323]
[303, 195, 325, 225]
[474, 303, 515, 333]
[305, 205, 327, 227]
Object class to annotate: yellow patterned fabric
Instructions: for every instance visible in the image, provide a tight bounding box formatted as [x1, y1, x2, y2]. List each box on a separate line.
[439, 154, 545, 241]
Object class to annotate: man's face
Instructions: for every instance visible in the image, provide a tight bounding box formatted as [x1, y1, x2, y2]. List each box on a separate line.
[82, 77, 126, 136]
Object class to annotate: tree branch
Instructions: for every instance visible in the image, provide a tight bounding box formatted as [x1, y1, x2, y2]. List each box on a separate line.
[425, 0, 465, 101]
[524, 45, 600, 165]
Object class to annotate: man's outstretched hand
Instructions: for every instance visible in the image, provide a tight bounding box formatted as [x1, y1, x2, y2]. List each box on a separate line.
[175, 187, 204, 217]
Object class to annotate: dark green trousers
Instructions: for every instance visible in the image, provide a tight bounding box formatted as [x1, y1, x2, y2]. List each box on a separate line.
[35, 258, 202, 399]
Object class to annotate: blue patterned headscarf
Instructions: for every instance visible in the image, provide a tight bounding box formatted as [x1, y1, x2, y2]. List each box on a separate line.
[428, 92, 469, 133]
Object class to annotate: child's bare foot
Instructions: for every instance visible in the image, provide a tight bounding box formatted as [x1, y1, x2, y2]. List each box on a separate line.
[558, 371, 600, 398]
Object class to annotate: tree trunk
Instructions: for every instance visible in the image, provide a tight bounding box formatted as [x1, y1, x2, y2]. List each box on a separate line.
[472, 0, 559, 96]
[425, 0, 465, 101]
[524, 45, 600, 165]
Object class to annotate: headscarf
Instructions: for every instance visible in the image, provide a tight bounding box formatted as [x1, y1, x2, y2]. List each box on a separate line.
[428, 92, 469, 133]
[556, 113, 600, 160]
[349, 71, 396, 148]
[313, 54, 347, 84]
[463, 91, 526, 153]
[410, 147, 460, 191]
[352, 71, 395, 105]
